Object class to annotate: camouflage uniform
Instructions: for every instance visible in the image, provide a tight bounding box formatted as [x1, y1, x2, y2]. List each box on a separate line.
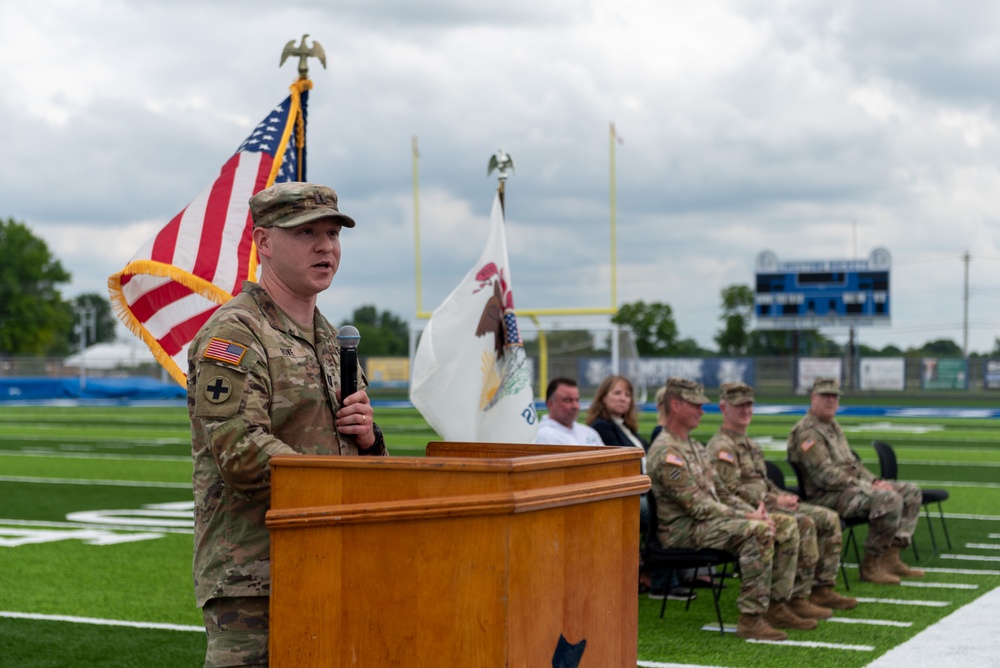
[787, 410, 920, 556]
[708, 428, 842, 596]
[648, 429, 775, 615]
[188, 280, 388, 667]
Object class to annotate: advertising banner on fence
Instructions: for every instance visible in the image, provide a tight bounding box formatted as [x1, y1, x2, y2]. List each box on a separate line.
[985, 360, 1000, 390]
[921, 357, 968, 390]
[797, 358, 842, 394]
[858, 357, 906, 391]
[579, 358, 755, 390]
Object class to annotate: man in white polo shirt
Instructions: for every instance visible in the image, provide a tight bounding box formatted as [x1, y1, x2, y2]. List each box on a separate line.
[534, 378, 604, 446]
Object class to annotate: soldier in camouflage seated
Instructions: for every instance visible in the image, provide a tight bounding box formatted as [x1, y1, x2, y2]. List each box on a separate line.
[648, 377, 789, 641]
[788, 377, 923, 586]
[707, 382, 857, 625]
[187, 182, 388, 668]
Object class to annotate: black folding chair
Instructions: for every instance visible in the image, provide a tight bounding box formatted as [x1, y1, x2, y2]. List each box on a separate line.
[642, 491, 737, 636]
[872, 440, 952, 558]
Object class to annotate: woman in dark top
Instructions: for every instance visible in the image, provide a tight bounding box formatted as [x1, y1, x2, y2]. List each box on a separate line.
[586, 374, 648, 460]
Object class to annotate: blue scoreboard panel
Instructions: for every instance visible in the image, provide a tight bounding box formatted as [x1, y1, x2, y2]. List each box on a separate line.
[754, 249, 891, 329]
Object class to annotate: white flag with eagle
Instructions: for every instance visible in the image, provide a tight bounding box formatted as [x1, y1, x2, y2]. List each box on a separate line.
[410, 192, 538, 442]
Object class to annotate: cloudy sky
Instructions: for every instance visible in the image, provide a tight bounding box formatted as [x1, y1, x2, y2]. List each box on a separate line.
[4, 0, 1000, 355]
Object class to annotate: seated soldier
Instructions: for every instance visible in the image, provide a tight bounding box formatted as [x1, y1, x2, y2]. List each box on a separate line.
[707, 382, 857, 618]
[648, 377, 790, 641]
[787, 378, 924, 585]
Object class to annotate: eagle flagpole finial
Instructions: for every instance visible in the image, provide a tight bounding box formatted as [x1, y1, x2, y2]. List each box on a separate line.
[487, 149, 515, 183]
[280, 34, 327, 80]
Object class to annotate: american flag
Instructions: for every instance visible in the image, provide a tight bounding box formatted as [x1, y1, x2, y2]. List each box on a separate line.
[205, 338, 247, 365]
[108, 80, 311, 385]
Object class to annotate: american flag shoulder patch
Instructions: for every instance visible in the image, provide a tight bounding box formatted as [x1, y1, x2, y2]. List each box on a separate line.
[665, 453, 685, 468]
[801, 438, 815, 452]
[204, 338, 247, 365]
[717, 450, 735, 464]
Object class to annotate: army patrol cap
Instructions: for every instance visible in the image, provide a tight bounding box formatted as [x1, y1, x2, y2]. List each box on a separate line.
[664, 377, 710, 405]
[249, 182, 356, 229]
[719, 381, 754, 406]
[812, 377, 842, 396]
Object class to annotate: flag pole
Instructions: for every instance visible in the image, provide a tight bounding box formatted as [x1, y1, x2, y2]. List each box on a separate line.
[412, 135, 424, 316]
[609, 121, 622, 311]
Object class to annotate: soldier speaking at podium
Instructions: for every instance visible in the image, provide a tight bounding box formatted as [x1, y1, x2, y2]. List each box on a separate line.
[187, 182, 387, 667]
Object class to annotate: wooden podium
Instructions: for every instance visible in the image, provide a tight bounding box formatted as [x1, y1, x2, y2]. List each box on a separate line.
[266, 442, 649, 667]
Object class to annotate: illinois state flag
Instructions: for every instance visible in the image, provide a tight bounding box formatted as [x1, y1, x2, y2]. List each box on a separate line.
[108, 80, 311, 385]
[410, 193, 538, 442]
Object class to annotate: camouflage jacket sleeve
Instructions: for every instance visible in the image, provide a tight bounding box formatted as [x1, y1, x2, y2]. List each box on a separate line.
[649, 441, 740, 521]
[706, 431, 762, 509]
[189, 315, 299, 501]
[789, 420, 868, 493]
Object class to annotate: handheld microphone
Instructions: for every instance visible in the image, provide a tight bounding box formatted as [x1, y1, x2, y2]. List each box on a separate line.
[336, 325, 361, 398]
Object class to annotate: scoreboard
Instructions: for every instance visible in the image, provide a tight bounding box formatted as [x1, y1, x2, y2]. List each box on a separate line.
[754, 248, 891, 329]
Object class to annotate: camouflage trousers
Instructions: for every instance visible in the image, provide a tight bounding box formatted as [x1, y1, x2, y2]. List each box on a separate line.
[773, 502, 842, 597]
[202, 596, 269, 668]
[768, 511, 800, 602]
[821, 481, 921, 556]
[667, 517, 775, 615]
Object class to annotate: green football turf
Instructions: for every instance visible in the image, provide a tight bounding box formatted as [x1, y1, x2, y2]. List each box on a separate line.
[0, 403, 998, 667]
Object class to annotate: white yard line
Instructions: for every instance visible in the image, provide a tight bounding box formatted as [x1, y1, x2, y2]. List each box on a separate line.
[854, 598, 951, 607]
[901, 581, 978, 590]
[746, 639, 874, 651]
[0, 451, 189, 462]
[0, 611, 202, 633]
[965, 543, 1000, 550]
[941, 554, 1000, 562]
[0, 475, 188, 488]
[0, 518, 192, 534]
[826, 617, 912, 627]
[638, 662, 735, 668]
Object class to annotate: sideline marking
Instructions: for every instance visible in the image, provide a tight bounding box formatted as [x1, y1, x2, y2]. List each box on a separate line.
[0, 451, 189, 462]
[855, 598, 950, 607]
[902, 581, 978, 590]
[0, 475, 188, 489]
[746, 638, 874, 651]
[941, 554, 1000, 562]
[638, 662, 734, 668]
[0, 518, 192, 535]
[0, 611, 202, 633]
[826, 617, 912, 627]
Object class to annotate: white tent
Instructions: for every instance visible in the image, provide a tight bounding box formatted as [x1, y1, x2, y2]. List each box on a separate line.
[64, 341, 157, 370]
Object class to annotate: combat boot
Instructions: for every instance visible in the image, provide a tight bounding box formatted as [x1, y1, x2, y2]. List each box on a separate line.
[736, 613, 788, 641]
[789, 595, 833, 619]
[884, 546, 925, 578]
[860, 552, 901, 585]
[764, 601, 817, 630]
[809, 585, 858, 610]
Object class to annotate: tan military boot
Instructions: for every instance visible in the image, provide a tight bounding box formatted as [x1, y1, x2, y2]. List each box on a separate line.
[764, 601, 818, 630]
[789, 595, 833, 619]
[809, 585, 858, 610]
[884, 546, 925, 578]
[861, 552, 901, 585]
[736, 613, 789, 641]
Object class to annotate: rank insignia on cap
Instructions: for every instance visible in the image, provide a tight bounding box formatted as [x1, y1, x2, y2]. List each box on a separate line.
[717, 451, 735, 464]
[801, 438, 815, 452]
[665, 453, 685, 468]
[204, 338, 247, 365]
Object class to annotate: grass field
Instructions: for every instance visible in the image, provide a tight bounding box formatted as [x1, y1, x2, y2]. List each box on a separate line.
[0, 401, 998, 667]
